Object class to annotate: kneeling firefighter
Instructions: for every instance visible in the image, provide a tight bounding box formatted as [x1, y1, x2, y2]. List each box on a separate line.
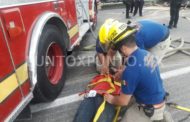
[95, 19, 123, 75]
[96, 19, 171, 75]
[104, 21, 174, 122]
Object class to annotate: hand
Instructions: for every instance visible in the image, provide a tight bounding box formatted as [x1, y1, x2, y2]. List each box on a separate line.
[101, 66, 109, 74]
[104, 93, 114, 104]
[114, 65, 125, 81]
[114, 71, 122, 81]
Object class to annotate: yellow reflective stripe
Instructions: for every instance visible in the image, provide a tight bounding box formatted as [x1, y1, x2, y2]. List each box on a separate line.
[106, 79, 115, 94]
[113, 106, 121, 122]
[68, 24, 79, 39]
[0, 74, 18, 103]
[0, 62, 28, 103]
[16, 63, 28, 84]
[114, 81, 121, 87]
[93, 99, 106, 122]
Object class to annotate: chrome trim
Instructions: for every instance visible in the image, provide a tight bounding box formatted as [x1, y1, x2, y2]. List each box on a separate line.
[69, 36, 82, 51]
[5, 92, 33, 122]
[28, 12, 67, 89]
[0, 0, 56, 9]
[69, 22, 93, 51]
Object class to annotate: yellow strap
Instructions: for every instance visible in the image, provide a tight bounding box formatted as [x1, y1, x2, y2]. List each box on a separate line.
[93, 100, 121, 122]
[107, 81, 115, 94]
[93, 99, 106, 122]
[91, 76, 122, 122]
[113, 106, 121, 122]
[175, 105, 190, 112]
[88, 76, 119, 95]
[114, 81, 121, 87]
[88, 77, 114, 92]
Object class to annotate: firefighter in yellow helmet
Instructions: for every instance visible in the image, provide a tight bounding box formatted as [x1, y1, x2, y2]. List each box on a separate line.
[95, 19, 137, 75]
[96, 19, 118, 74]
[103, 21, 173, 122]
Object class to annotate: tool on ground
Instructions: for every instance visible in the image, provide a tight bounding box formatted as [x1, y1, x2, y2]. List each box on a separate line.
[167, 102, 190, 113]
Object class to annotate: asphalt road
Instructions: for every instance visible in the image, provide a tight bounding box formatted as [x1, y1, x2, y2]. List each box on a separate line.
[16, 6, 190, 122]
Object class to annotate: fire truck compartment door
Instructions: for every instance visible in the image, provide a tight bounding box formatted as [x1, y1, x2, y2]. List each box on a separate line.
[0, 17, 23, 121]
[1, 8, 30, 97]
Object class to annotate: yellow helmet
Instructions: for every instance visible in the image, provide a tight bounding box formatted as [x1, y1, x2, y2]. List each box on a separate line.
[107, 22, 137, 48]
[99, 18, 118, 44]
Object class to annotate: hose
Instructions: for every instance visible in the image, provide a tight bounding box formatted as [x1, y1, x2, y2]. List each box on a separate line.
[167, 102, 190, 113]
[164, 38, 190, 58]
[82, 44, 96, 51]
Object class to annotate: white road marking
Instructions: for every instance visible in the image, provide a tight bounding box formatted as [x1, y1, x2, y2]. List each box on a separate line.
[31, 66, 190, 113]
[160, 62, 190, 69]
[144, 6, 169, 10]
[31, 94, 84, 113]
[161, 66, 190, 80]
[65, 73, 97, 86]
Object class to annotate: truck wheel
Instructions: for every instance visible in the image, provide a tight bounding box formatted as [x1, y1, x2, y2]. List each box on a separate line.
[33, 25, 67, 102]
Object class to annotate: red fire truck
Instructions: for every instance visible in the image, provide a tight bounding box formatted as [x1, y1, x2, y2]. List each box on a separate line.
[0, 0, 97, 121]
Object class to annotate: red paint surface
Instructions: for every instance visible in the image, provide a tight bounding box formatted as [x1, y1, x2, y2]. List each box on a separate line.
[0, 88, 22, 121]
[21, 80, 31, 97]
[0, 81, 31, 121]
[0, 0, 78, 68]
[0, 27, 13, 80]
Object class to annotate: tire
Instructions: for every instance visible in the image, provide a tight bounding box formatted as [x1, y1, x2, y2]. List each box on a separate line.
[33, 25, 67, 102]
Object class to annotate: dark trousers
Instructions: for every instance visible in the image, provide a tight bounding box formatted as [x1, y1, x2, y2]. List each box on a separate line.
[125, 3, 131, 18]
[73, 95, 116, 122]
[130, 0, 135, 13]
[134, 0, 144, 16]
[169, 5, 181, 27]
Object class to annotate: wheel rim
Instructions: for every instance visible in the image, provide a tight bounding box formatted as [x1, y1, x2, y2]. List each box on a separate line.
[45, 42, 64, 85]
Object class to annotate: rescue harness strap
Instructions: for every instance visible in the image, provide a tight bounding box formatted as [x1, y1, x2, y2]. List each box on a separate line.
[89, 75, 121, 122]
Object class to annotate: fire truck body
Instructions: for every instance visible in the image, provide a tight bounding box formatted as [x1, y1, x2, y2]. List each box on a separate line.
[0, 0, 97, 121]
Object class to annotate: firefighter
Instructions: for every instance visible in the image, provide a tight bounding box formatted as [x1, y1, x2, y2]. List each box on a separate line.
[134, 20, 171, 64]
[123, 0, 132, 18]
[168, 0, 182, 29]
[95, 19, 122, 74]
[104, 21, 174, 122]
[96, 19, 170, 74]
[133, 0, 144, 16]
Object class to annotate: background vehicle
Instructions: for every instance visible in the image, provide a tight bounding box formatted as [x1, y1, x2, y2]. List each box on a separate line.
[0, 0, 97, 121]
